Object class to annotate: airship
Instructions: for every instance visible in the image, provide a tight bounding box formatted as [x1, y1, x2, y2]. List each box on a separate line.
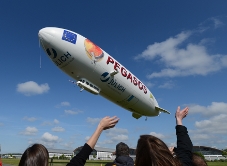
[38, 27, 170, 119]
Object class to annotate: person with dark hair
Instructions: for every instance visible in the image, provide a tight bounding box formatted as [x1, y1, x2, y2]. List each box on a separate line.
[108, 142, 134, 166]
[192, 152, 208, 166]
[135, 134, 182, 166]
[19, 116, 119, 166]
[135, 106, 192, 166]
[19, 144, 49, 166]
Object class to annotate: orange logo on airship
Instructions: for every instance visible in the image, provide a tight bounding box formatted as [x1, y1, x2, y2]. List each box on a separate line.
[84, 39, 104, 62]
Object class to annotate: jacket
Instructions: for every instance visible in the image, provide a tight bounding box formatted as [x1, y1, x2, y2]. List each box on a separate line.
[175, 125, 193, 166]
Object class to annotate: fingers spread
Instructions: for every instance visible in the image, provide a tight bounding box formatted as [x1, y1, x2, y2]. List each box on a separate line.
[101, 116, 119, 130]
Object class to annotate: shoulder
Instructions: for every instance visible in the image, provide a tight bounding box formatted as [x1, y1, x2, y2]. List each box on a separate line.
[115, 156, 134, 165]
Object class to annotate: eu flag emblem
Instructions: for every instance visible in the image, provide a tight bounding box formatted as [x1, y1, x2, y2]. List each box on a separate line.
[62, 30, 77, 44]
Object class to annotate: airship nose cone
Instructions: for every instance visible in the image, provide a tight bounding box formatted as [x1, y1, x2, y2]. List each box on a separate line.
[38, 27, 56, 44]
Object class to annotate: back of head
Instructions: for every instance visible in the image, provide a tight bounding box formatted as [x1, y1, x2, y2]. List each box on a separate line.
[19, 144, 49, 166]
[192, 153, 207, 166]
[116, 142, 129, 156]
[135, 135, 182, 166]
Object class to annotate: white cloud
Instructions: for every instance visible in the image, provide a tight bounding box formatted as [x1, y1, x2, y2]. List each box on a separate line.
[17, 81, 50, 96]
[62, 142, 75, 149]
[41, 121, 52, 126]
[93, 128, 129, 147]
[23, 116, 37, 122]
[142, 81, 155, 88]
[87, 117, 101, 125]
[149, 132, 166, 139]
[195, 114, 227, 134]
[189, 102, 227, 148]
[61, 102, 70, 106]
[64, 110, 83, 115]
[56, 102, 71, 108]
[199, 17, 224, 30]
[54, 119, 59, 124]
[111, 134, 128, 142]
[41, 132, 59, 142]
[189, 102, 227, 116]
[42, 119, 60, 126]
[135, 29, 227, 78]
[191, 133, 210, 141]
[105, 128, 128, 137]
[100, 127, 129, 145]
[211, 17, 224, 29]
[20, 127, 38, 135]
[158, 81, 174, 89]
[52, 127, 65, 132]
[40, 132, 60, 148]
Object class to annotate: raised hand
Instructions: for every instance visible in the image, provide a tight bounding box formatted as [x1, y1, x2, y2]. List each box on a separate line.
[175, 106, 189, 125]
[98, 116, 119, 130]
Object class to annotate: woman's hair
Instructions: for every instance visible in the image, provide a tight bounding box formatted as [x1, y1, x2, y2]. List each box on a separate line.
[19, 144, 49, 166]
[192, 153, 208, 166]
[135, 135, 182, 166]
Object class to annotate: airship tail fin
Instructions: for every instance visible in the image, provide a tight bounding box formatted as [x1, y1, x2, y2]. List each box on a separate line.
[155, 106, 171, 114]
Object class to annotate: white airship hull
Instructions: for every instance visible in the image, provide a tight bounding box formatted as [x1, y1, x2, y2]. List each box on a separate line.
[38, 27, 169, 119]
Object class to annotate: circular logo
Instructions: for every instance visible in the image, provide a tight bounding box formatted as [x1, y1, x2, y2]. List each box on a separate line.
[100, 72, 110, 82]
[46, 48, 57, 59]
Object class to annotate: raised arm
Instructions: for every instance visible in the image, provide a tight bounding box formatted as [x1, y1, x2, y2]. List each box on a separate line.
[67, 116, 119, 166]
[175, 106, 193, 166]
[87, 116, 119, 149]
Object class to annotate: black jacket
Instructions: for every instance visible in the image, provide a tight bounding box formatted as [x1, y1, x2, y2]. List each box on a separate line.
[175, 125, 193, 166]
[114, 155, 134, 166]
[105, 156, 134, 166]
[67, 143, 93, 166]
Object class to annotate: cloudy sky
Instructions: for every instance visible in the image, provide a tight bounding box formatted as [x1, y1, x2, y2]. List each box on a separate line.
[0, 1, 227, 153]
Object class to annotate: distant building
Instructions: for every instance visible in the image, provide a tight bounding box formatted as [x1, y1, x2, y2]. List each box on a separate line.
[73, 146, 136, 160]
[47, 148, 73, 159]
[2, 149, 73, 159]
[1, 153, 22, 159]
[193, 146, 225, 161]
[73, 145, 225, 161]
[3, 145, 225, 161]
[74, 146, 114, 160]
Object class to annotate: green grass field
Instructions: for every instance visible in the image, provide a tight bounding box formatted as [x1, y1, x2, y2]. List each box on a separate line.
[1, 158, 227, 166]
[1, 159, 111, 166]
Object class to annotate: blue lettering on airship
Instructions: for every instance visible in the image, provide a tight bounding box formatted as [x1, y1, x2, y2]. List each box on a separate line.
[54, 51, 74, 67]
[100, 72, 126, 92]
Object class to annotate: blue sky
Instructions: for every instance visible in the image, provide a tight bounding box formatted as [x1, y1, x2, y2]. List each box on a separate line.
[1, 1, 227, 153]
